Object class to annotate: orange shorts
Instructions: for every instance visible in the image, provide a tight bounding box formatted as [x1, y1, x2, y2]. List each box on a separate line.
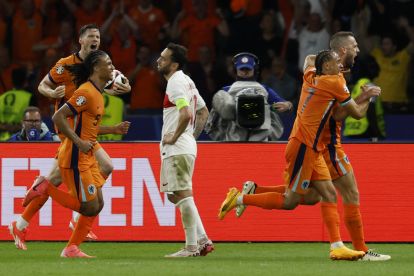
[60, 162, 105, 203]
[283, 138, 331, 195]
[322, 144, 353, 180]
[54, 139, 102, 159]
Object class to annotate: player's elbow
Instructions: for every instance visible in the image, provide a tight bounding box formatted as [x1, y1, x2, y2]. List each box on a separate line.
[350, 112, 365, 120]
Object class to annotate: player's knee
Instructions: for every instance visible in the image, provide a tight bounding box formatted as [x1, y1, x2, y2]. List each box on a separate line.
[100, 162, 114, 176]
[324, 190, 337, 202]
[79, 201, 101, 216]
[343, 189, 359, 204]
[283, 197, 300, 210]
[98, 200, 104, 213]
[167, 193, 177, 204]
[48, 171, 62, 186]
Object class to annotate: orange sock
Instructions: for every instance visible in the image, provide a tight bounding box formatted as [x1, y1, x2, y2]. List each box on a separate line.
[67, 215, 96, 247]
[255, 185, 286, 194]
[243, 192, 284, 209]
[320, 202, 341, 243]
[21, 196, 49, 222]
[47, 184, 80, 212]
[344, 204, 368, 252]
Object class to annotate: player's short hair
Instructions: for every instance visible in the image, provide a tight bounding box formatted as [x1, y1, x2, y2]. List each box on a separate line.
[79, 23, 100, 37]
[330, 31, 355, 50]
[315, 49, 335, 75]
[166, 43, 188, 70]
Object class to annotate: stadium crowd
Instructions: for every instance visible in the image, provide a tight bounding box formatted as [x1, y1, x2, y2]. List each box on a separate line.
[0, 0, 413, 141]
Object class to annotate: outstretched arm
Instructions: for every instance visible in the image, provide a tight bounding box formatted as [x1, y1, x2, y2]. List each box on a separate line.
[98, 121, 131, 135]
[333, 85, 381, 121]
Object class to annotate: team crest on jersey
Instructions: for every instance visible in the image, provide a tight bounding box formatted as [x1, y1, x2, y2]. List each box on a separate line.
[301, 180, 310, 190]
[87, 184, 96, 195]
[56, 65, 64, 75]
[76, 96, 87, 106]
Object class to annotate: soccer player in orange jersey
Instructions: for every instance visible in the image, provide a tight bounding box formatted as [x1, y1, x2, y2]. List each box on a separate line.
[318, 32, 390, 261]
[219, 49, 381, 260]
[236, 32, 390, 261]
[9, 24, 130, 250]
[23, 50, 114, 257]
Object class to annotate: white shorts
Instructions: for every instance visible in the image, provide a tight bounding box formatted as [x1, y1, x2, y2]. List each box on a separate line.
[160, 154, 195, 193]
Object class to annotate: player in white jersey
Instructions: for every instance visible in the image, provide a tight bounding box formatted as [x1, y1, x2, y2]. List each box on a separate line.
[157, 43, 213, 257]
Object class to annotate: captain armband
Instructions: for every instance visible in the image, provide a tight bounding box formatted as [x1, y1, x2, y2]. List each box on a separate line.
[176, 98, 189, 110]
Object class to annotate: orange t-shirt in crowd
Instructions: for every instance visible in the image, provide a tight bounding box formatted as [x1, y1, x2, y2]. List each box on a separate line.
[130, 66, 163, 110]
[128, 5, 168, 50]
[0, 19, 6, 45]
[179, 15, 220, 62]
[58, 81, 104, 170]
[289, 67, 351, 151]
[74, 8, 104, 32]
[181, 0, 217, 15]
[12, 10, 43, 64]
[109, 35, 137, 75]
[230, 0, 262, 16]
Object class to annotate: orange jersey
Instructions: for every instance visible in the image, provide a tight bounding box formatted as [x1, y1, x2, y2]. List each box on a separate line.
[48, 53, 83, 112]
[58, 81, 104, 170]
[290, 67, 351, 151]
[322, 107, 342, 146]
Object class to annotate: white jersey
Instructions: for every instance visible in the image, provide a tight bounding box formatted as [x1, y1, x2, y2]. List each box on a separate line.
[160, 70, 206, 159]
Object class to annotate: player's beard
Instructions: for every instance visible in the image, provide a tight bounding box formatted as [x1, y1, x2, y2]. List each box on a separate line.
[158, 65, 171, 77]
[343, 53, 355, 70]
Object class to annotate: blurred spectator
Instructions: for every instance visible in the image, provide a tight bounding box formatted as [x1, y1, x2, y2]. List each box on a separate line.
[62, 0, 107, 31]
[0, 45, 19, 93]
[9, 106, 59, 141]
[359, 15, 414, 113]
[12, 0, 43, 65]
[33, 48, 57, 117]
[171, 0, 229, 62]
[98, 94, 124, 141]
[227, 0, 263, 53]
[263, 56, 299, 109]
[0, 67, 33, 141]
[344, 55, 386, 141]
[101, 4, 138, 75]
[187, 45, 229, 109]
[127, 44, 163, 112]
[38, 0, 62, 38]
[296, 11, 330, 72]
[32, 19, 77, 58]
[205, 52, 292, 141]
[128, 0, 170, 51]
[251, 11, 283, 71]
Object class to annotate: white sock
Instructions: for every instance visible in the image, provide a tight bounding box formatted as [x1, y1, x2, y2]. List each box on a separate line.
[16, 216, 29, 231]
[176, 197, 197, 249]
[331, 241, 345, 249]
[192, 198, 208, 243]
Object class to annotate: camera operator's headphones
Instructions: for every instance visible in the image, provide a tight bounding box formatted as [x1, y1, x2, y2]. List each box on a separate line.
[232, 52, 260, 77]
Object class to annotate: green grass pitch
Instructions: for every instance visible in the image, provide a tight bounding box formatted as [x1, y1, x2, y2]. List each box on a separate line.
[1, 242, 413, 275]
